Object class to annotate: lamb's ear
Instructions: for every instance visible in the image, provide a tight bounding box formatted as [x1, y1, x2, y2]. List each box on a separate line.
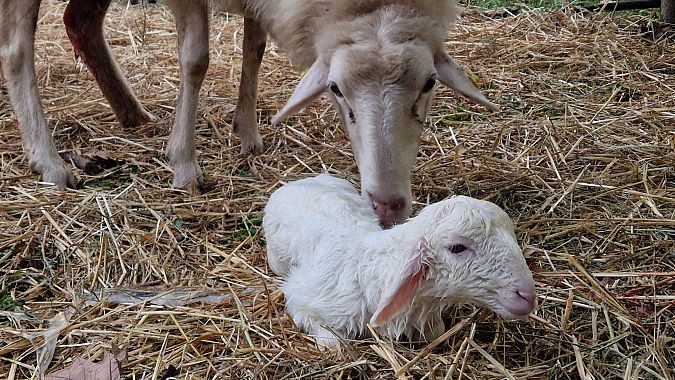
[272, 60, 329, 124]
[435, 52, 500, 112]
[370, 239, 430, 327]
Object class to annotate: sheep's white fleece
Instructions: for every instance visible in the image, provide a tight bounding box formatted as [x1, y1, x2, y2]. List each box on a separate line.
[214, 0, 457, 68]
[263, 174, 536, 346]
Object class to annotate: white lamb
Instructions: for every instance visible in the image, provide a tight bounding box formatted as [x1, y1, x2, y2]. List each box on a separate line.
[263, 174, 537, 347]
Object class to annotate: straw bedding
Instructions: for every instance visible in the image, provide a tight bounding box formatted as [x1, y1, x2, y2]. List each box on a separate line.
[0, 1, 673, 378]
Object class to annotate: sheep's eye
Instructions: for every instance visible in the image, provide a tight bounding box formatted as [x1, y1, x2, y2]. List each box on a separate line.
[448, 244, 467, 254]
[329, 82, 343, 98]
[422, 77, 436, 93]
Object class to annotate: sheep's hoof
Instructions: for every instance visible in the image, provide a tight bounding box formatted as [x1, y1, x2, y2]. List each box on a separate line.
[171, 160, 205, 194]
[28, 157, 75, 189]
[233, 114, 264, 155]
[43, 169, 76, 189]
[239, 135, 264, 156]
[42, 165, 75, 189]
[119, 107, 156, 129]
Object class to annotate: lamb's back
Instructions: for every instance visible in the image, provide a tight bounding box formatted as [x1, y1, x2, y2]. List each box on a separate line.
[263, 174, 380, 277]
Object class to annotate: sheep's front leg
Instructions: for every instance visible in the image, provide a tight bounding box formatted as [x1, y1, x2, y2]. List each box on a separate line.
[232, 17, 266, 155]
[0, 0, 74, 188]
[165, 0, 208, 192]
[63, 0, 155, 129]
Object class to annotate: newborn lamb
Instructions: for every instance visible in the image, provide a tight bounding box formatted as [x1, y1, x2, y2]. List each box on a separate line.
[263, 174, 536, 347]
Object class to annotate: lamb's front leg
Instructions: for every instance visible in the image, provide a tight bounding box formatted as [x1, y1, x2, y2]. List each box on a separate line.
[409, 312, 445, 342]
[233, 17, 267, 155]
[283, 275, 347, 349]
[311, 325, 344, 349]
[165, 0, 208, 192]
[291, 312, 345, 349]
[0, 0, 74, 188]
[63, 0, 155, 129]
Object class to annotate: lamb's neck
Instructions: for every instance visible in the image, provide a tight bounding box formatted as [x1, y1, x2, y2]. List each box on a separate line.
[362, 209, 435, 259]
[364, 220, 425, 255]
[358, 221, 431, 310]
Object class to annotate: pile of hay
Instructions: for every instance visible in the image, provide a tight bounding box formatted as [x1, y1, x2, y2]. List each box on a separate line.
[1, 1, 673, 378]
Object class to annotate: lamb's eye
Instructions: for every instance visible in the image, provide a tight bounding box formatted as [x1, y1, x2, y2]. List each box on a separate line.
[422, 77, 436, 93]
[448, 244, 467, 254]
[329, 82, 343, 98]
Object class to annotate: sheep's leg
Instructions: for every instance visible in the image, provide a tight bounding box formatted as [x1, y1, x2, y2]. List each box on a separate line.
[165, 0, 208, 192]
[0, 0, 74, 188]
[63, 0, 155, 129]
[232, 17, 266, 155]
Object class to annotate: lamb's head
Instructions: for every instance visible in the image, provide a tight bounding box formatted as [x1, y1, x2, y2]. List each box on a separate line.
[422, 196, 537, 318]
[272, 6, 498, 228]
[371, 196, 536, 327]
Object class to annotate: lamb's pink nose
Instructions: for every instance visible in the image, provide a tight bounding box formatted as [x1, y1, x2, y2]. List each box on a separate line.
[370, 194, 407, 228]
[517, 289, 537, 309]
[506, 288, 537, 316]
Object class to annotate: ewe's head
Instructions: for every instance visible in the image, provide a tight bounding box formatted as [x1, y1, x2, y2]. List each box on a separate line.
[371, 196, 536, 327]
[272, 6, 497, 228]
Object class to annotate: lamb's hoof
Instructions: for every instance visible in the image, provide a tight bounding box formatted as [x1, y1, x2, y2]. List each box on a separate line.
[313, 334, 340, 350]
[422, 321, 446, 342]
[60, 152, 104, 175]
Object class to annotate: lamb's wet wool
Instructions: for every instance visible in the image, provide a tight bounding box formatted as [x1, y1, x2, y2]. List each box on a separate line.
[263, 174, 536, 348]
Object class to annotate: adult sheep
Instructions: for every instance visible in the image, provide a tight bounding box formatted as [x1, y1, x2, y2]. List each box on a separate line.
[1, 0, 497, 226]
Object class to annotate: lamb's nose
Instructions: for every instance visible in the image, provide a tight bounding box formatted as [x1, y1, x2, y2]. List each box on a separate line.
[516, 289, 537, 310]
[506, 288, 537, 317]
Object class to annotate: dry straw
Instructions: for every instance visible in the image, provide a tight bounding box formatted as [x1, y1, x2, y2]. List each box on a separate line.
[1, 1, 674, 379]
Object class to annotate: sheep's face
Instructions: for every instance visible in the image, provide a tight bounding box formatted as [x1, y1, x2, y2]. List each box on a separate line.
[272, 9, 497, 228]
[423, 197, 537, 319]
[326, 41, 438, 228]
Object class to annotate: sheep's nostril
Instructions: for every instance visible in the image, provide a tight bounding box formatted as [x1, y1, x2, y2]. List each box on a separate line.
[390, 197, 406, 212]
[369, 195, 406, 211]
[367, 193, 408, 227]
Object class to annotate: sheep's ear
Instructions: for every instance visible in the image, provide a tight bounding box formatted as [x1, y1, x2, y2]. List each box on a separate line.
[370, 240, 430, 327]
[435, 52, 500, 112]
[272, 60, 328, 124]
